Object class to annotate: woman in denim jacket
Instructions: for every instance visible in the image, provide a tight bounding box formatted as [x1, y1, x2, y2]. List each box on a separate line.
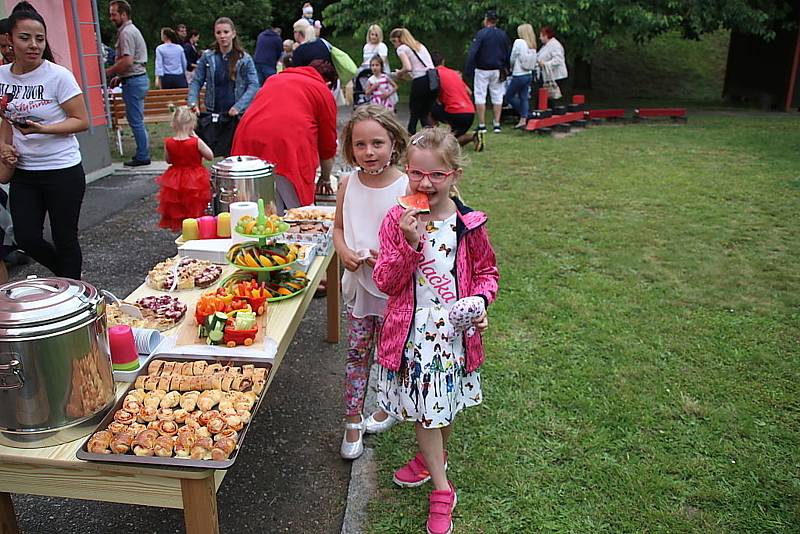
[188, 17, 258, 117]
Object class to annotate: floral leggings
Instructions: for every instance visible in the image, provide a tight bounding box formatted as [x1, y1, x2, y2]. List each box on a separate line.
[345, 310, 384, 416]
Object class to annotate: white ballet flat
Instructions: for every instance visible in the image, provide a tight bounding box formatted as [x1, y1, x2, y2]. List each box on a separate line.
[340, 416, 365, 460]
[364, 411, 396, 434]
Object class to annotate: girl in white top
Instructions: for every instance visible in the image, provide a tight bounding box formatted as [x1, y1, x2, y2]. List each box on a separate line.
[389, 27, 436, 134]
[0, 10, 89, 279]
[508, 24, 538, 128]
[334, 104, 409, 460]
[361, 24, 390, 72]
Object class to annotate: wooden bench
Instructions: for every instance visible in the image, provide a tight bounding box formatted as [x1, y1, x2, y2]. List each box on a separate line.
[110, 87, 205, 155]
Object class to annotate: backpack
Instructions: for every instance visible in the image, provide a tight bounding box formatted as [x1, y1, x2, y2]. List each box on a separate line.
[519, 46, 538, 71]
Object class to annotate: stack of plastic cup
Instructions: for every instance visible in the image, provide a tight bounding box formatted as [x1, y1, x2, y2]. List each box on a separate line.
[108, 325, 139, 371]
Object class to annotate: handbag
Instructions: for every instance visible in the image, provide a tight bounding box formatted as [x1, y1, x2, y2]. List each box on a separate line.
[196, 111, 239, 158]
[410, 48, 439, 93]
[542, 63, 562, 100]
[322, 40, 358, 84]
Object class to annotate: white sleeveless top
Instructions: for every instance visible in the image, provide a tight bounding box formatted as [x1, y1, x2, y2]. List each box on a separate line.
[342, 170, 409, 318]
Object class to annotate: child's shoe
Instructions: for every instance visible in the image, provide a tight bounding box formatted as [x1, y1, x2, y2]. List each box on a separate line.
[364, 410, 396, 434]
[426, 482, 457, 534]
[393, 451, 447, 487]
[340, 415, 364, 460]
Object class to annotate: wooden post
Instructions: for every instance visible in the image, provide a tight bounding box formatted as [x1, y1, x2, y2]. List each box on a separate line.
[0, 493, 19, 534]
[180, 477, 219, 534]
[326, 252, 340, 343]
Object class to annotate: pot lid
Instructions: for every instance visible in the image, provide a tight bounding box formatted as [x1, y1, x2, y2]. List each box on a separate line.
[211, 155, 274, 177]
[0, 277, 99, 329]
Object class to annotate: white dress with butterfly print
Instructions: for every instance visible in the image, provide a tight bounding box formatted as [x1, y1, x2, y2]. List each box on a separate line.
[377, 213, 483, 428]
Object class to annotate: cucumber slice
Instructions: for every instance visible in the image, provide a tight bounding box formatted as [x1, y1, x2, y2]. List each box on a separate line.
[208, 327, 225, 343]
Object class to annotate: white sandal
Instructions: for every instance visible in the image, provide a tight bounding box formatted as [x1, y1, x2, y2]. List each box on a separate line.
[340, 415, 364, 460]
[364, 410, 396, 434]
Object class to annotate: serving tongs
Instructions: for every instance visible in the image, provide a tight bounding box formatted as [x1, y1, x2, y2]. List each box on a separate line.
[101, 290, 144, 319]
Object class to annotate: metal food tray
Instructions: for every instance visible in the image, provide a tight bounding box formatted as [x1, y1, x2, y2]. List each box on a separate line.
[76, 353, 272, 470]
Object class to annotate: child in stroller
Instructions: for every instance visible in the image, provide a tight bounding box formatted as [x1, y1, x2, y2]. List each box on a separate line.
[351, 66, 373, 108]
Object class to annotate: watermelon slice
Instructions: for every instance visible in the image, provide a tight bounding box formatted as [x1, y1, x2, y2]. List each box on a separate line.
[398, 192, 430, 213]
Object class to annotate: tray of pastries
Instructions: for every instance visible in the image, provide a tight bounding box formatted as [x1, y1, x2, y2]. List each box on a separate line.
[146, 257, 223, 291]
[106, 296, 187, 332]
[77, 354, 271, 469]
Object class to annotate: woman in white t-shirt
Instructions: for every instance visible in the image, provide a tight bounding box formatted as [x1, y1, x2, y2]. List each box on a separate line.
[0, 10, 89, 279]
[389, 27, 436, 134]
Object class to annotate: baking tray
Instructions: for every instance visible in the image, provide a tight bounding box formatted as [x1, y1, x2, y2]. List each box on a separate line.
[77, 353, 272, 470]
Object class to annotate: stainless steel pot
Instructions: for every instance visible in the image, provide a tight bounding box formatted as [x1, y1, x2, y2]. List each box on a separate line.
[0, 277, 115, 448]
[211, 155, 275, 215]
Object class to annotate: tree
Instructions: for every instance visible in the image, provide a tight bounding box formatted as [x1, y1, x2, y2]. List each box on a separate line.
[322, 0, 795, 87]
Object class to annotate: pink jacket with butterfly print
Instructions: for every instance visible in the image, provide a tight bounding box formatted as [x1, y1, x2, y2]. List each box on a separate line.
[373, 199, 499, 373]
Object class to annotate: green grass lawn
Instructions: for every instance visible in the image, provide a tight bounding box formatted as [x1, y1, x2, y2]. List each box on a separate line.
[369, 114, 800, 532]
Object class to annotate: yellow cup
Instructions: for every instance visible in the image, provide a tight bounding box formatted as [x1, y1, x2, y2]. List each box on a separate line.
[216, 212, 231, 238]
[182, 218, 200, 241]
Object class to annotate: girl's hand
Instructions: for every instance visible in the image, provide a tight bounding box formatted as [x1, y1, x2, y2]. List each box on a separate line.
[364, 248, 379, 268]
[228, 107, 239, 117]
[341, 248, 363, 272]
[473, 312, 488, 333]
[0, 143, 18, 166]
[399, 208, 421, 249]
[14, 120, 44, 135]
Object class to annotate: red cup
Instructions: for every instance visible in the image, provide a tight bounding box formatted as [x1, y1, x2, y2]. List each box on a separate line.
[108, 325, 138, 365]
[197, 215, 217, 239]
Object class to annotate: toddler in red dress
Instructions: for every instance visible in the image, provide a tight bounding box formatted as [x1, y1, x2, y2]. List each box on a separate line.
[156, 106, 213, 231]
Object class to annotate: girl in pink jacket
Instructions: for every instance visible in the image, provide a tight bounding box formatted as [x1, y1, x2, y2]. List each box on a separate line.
[373, 127, 499, 534]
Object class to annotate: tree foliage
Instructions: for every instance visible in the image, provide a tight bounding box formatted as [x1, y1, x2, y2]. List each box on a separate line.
[322, 0, 796, 60]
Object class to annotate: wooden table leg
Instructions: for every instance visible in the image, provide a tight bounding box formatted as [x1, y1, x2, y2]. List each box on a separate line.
[181, 477, 219, 534]
[326, 252, 340, 343]
[0, 493, 19, 534]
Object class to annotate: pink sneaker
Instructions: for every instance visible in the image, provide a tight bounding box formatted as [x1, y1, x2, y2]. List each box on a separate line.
[392, 451, 447, 488]
[427, 482, 457, 534]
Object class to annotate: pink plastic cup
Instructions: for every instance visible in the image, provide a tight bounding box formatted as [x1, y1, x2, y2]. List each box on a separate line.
[197, 215, 217, 239]
[108, 325, 138, 366]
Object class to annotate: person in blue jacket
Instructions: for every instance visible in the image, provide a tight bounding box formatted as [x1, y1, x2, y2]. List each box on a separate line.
[464, 10, 509, 135]
[254, 25, 283, 85]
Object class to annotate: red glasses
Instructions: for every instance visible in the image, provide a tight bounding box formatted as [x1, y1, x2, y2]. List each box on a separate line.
[406, 167, 456, 184]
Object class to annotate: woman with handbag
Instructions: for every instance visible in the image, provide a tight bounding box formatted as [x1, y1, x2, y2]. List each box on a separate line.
[537, 26, 568, 101]
[389, 28, 437, 134]
[188, 17, 258, 157]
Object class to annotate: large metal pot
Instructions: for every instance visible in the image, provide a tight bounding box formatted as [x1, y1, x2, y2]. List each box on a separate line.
[211, 155, 275, 215]
[0, 277, 115, 448]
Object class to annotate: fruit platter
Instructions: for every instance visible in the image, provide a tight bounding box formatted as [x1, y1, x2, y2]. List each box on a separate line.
[220, 268, 309, 302]
[226, 241, 302, 271]
[234, 199, 289, 244]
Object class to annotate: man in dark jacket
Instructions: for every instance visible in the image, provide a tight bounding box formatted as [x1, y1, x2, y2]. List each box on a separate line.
[464, 10, 509, 134]
[254, 26, 283, 85]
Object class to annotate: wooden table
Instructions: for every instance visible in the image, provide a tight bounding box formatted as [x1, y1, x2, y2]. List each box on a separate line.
[0, 252, 340, 534]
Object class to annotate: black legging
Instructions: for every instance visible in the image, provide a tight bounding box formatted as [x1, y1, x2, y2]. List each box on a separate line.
[10, 163, 85, 279]
[160, 73, 188, 89]
[408, 75, 437, 134]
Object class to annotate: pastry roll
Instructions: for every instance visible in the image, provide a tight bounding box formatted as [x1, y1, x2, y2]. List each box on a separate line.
[148, 359, 165, 375]
[218, 399, 234, 412]
[134, 376, 147, 390]
[172, 408, 189, 424]
[128, 422, 147, 435]
[133, 445, 155, 456]
[239, 378, 253, 392]
[160, 391, 181, 409]
[110, 430, 134, 454]
[179, 392, 199, 412]
[210, 375, 223, 390]
[156, 420, 179, 436]
[190, 376, 204, 391]
[253, 367, 267, 381]
[122, 400, 142, 416]
[162, 361, 175, 375]
[220, 375, 234, 392]
[197, 392, 216, 412]
[209, 389, 224, 404]
[170, 376, 183, 391]
[242, 365, 254, 380]
[236, 409, 252, 424]
[133, 428, 159, 449]
[206, 416, 226, 434]
[137, 406, 158, 423]
[252, 379, 266, 396]
[230, 375, 243, 392]
[107, 421, 128, 435]
[215, 428, 238, 442]
[230, 366, 241, 375]
[130, 388, 147, 401]
[156, 408, 174, 421]
[198, 410, 219, 426]
[147, 421, 160, 431]
[151, 389, 167, 399]
[193, 360, 207, 376]
[190, 437, 214, 460]
[211, 437, 236, 461]
[154, 435, 175, 457]
[222, 413, 243, 431]
[144, 376, 160, 391]
[157, 376, 172, 391]
[113, 409, 135, 425]
[142, 393, 161, 410]
[195, 426, 211, 439]
[179, 376, 192, 392]
[181, 361, 194, 375]
[87, 430, 113, 453]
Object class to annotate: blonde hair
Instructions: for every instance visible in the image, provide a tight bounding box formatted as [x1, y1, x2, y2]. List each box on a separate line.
[366, 24, 383, 43]
[405, 127, 465, 171]
[341, 104, 409, 167]
[517, 24, 537, 49]
[293, 19, 316, 42]
[171, 105, 197, 135]
[389, 28, 421, 52]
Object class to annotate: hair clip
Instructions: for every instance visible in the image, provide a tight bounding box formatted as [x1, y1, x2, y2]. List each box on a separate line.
[410, 134, 423, 145]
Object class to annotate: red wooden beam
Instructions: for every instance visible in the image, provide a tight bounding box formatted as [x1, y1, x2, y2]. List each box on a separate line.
[525, 111, 583, 131]
[585, 109, 625, 119]
[635, 108, 687, 118]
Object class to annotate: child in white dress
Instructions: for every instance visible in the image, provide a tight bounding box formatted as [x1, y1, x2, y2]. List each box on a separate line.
[333, 104, 409, 460]
[373, 128, 499, 534]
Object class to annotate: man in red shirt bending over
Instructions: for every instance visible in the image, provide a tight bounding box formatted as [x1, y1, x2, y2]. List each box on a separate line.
[429, 52, 479, 150]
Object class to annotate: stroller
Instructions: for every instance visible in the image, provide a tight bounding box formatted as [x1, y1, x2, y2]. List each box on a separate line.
[351, 67, 373, 108]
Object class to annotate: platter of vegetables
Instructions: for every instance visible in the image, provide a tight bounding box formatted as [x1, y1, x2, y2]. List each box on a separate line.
[226, 242, 301, 271]
[199, 309, 259, 347]
[219, 268, 309, 302]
